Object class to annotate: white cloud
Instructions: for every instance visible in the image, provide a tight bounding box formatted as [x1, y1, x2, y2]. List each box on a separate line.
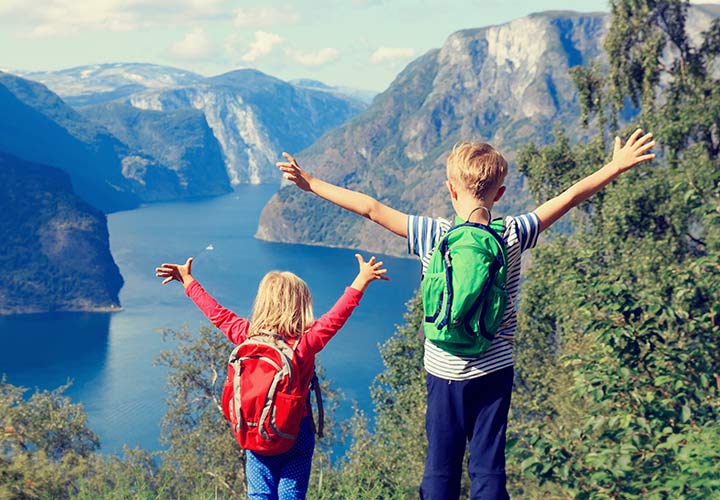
[289, 48, 339, 66]
[170, 28, 212, 60]
[0, 0, 27, 15]
[240, 31, 283, 62]
[351, 0, 384, 6]
[223, 33, 241, 57]
[183, 0, 227, 16]
[233, 6, 298, 27]
[16, 0, 141, 37]
[369, 47, 416, 64]
[0, 0, 236, 38]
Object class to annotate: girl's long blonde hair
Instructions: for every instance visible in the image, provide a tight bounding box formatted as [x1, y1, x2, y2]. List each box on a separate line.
[248, 271, 314, 338]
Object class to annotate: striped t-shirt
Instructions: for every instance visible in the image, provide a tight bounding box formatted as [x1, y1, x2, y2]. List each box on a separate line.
[408, 213, 540, 381]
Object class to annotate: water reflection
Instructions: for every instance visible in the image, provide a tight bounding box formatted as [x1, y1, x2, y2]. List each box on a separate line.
[0, 312, 111, 396]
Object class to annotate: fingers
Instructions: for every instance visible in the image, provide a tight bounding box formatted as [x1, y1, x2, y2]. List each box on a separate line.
[282, 151, 301, 169]
[186, 257, 193, 273]
[156, 263, 180, 284]
[366, 255, 389, 280]
[276, 162, 295, 173]
[276, 152, 297, 171]
[276, 161, 300, 182]
[280, 152, 301, 169]
[355, 253, 390, 280]
[635, 132, 653, 146]
[636, 139, 655, 155]
[627, 128, 643, 145]
[375, 268, 391, 281]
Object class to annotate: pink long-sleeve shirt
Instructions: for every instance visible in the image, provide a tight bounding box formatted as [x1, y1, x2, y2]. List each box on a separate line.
[185, 280, 363, 400]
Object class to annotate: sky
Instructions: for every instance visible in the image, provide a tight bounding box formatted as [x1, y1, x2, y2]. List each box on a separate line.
[1, 0, 718, 92]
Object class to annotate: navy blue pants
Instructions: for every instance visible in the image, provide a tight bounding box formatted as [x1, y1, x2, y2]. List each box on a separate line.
[245, 417, 315, 500]
[419, 367, 513, 500]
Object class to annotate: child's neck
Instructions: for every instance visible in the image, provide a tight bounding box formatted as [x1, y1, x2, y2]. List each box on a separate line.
[455, 197, 493, 224]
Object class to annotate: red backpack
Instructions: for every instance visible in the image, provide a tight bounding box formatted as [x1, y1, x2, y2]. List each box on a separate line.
[220, 334, 322, 456]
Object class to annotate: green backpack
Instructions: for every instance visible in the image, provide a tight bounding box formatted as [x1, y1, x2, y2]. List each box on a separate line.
[421, 216, 508, 357]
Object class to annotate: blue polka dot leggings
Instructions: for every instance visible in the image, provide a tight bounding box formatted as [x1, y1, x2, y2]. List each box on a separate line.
[245, 417, 315, 500]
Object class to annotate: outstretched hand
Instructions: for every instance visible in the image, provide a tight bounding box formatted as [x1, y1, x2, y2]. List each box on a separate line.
[350, 254, 389, 293]
[276, 152, 312, 191]
[155, 257, 195, 289]
[611, 129, 656, 173]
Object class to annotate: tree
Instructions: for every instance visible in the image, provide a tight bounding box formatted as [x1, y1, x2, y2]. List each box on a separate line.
[154, 325, 247, 498]
[509, 1, 720, 497]
[0, 379, 99, 500]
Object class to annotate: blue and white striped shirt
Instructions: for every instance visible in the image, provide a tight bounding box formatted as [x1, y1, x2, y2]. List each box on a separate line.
[408, 213, 540, 380]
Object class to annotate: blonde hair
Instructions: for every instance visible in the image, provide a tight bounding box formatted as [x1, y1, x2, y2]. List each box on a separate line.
[249, 271, 314, 338]
[446, 142, 508, 200]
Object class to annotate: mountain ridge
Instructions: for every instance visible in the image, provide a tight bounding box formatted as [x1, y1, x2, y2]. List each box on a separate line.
[0, 71, 141, 212]
[256, 11, 609, 256]
[126, 68, 367, 184]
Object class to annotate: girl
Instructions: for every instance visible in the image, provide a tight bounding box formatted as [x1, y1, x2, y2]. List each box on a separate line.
[155, 253, 388, 500]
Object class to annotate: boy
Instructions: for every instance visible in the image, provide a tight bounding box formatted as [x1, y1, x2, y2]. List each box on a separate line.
[276, 129, 655, 499]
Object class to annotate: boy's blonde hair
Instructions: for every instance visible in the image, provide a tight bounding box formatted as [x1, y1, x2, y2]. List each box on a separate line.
[446, 142, 508, 200]
[249, 271, 314, 338]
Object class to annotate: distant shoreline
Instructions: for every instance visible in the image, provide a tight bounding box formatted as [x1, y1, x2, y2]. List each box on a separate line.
[0, 304, 123, 317]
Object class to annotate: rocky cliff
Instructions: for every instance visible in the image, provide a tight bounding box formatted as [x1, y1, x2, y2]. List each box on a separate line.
[81, 103, 231, 201]
[127, 69, 367, 185]
[256, 11, 608, 256]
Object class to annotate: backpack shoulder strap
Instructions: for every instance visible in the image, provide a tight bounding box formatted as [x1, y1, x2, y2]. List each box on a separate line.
[306, 372, 324, 438]
[489, 217, 505, 237]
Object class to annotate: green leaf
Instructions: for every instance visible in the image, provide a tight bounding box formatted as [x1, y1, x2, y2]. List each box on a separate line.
[520, 456, 538, 472]
[681, 405, 692, 423]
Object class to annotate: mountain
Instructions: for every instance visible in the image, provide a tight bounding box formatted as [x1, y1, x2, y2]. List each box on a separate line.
[290, 79, 378, 105]
[0, 153, 123, 314]
[256, 11, 608, 256]
[15, 64, 368, 190]
[22, 63, 204, 107]
[0, 71, 141, 212]
[78, 102, 231, 201]
[1, 70, 233, 207]
[257, 6, 720, 256]
[127, 69, 367, 185]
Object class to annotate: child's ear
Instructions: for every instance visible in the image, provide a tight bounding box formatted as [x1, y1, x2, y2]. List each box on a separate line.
[446, 179, 458, 200]
[494, 185, 506, 202]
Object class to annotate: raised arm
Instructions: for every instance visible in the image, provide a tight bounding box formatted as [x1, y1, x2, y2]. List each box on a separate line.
[534, 129, 656, 233]
[277, 152, 409, 238]
[302, 254, 389, 354]
[155, 257, 249, 344]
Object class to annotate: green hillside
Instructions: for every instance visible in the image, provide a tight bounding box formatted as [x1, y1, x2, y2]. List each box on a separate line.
[0, 154, 123, 314]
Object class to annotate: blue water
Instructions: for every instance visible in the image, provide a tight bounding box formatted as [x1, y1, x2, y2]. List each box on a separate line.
[0, 185, 420, 453]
